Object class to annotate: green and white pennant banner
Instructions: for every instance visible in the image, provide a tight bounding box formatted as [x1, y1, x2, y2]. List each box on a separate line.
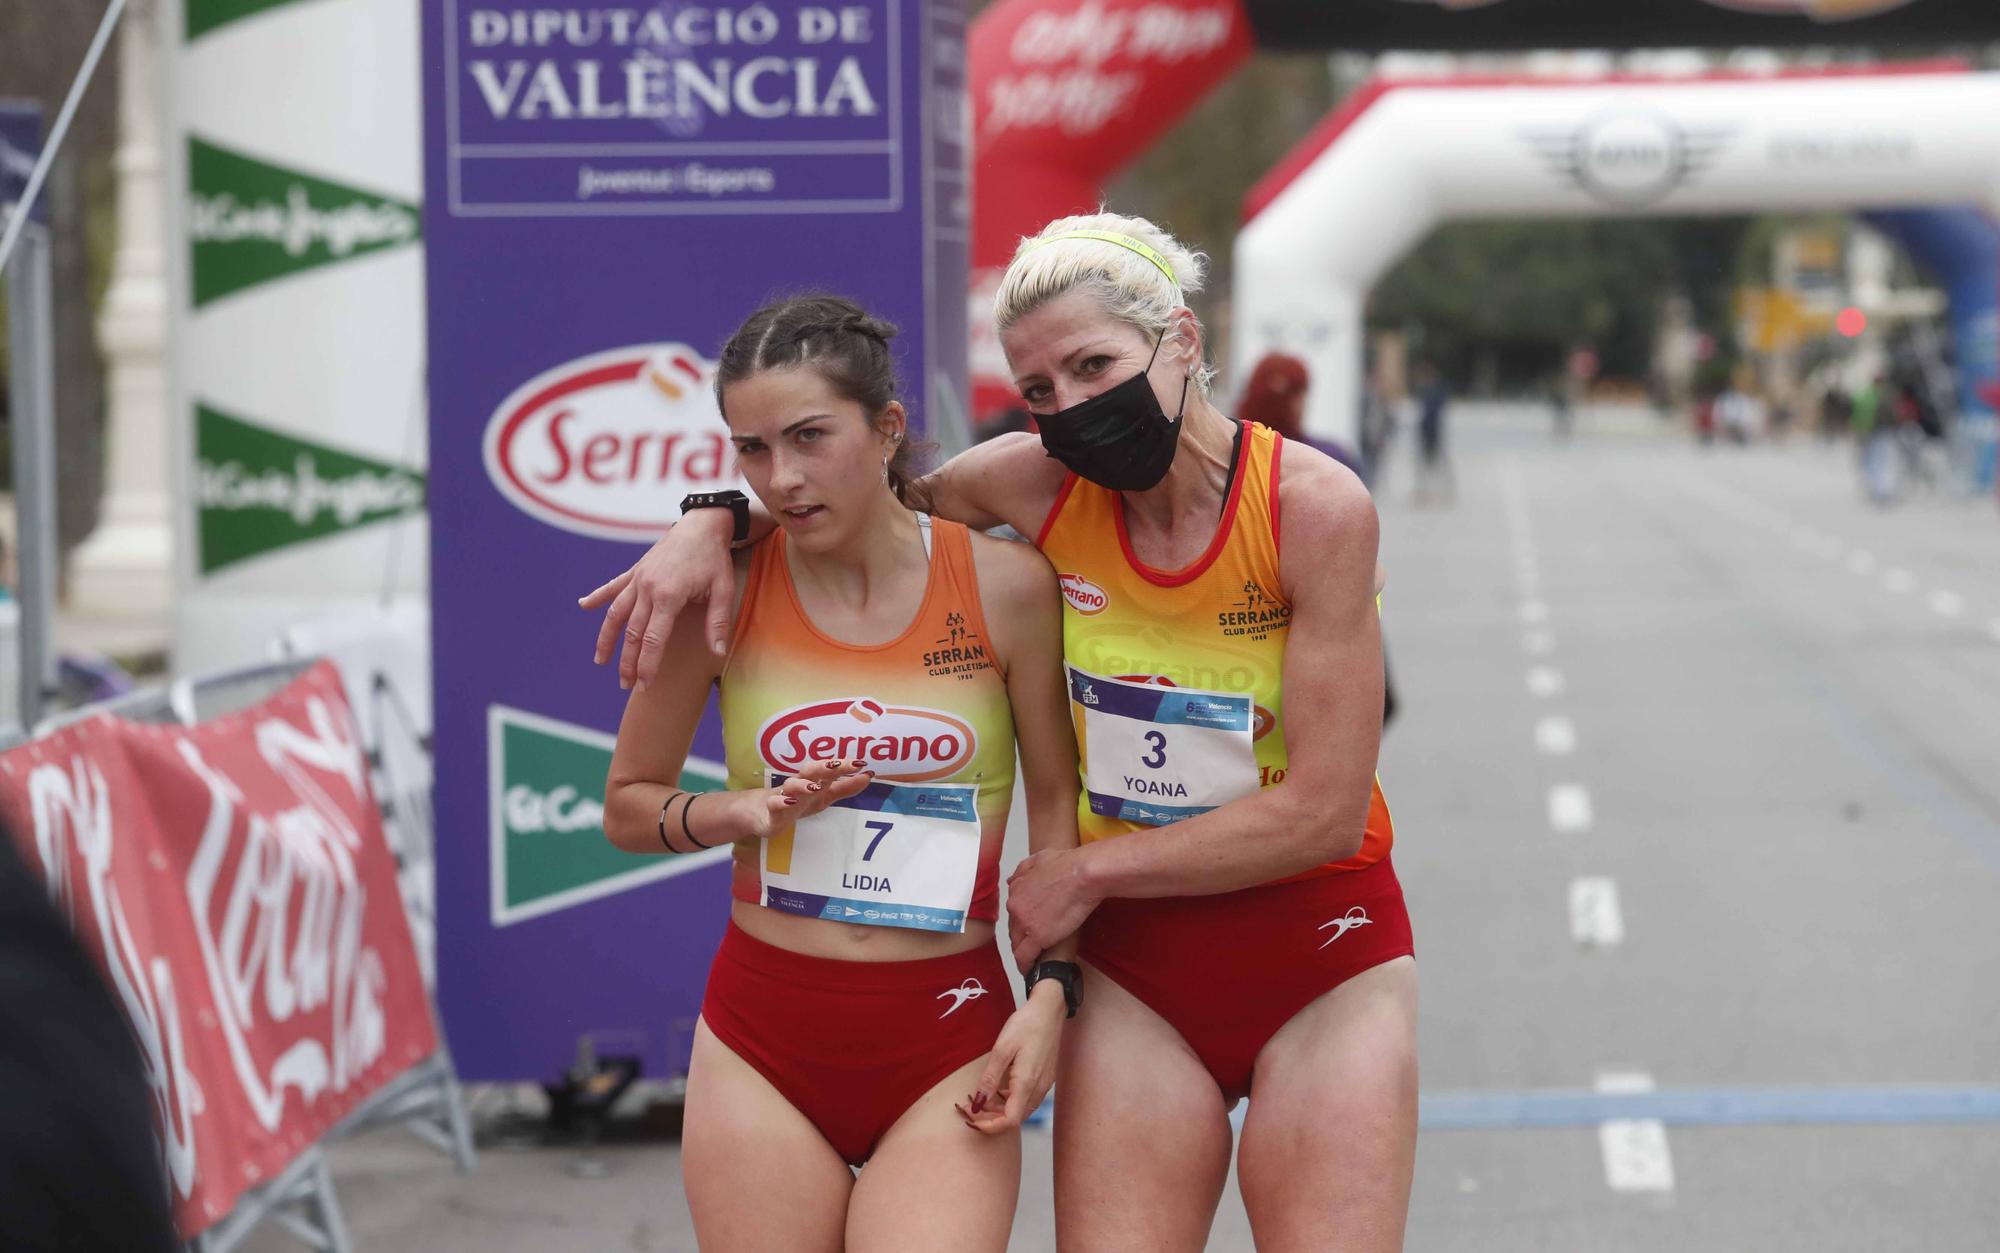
[186, 0, 319, 41]
[196, 403, 426, 574]
[188, 136, 421, 307]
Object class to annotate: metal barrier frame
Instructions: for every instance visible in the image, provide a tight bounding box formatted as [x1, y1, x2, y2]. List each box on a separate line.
[10, 655, 473, 1252]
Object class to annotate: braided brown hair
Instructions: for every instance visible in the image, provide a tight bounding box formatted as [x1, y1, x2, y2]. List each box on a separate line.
[715, 295, 931, 510]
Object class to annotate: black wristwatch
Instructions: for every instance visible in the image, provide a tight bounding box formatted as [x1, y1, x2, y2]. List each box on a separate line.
[1026, 959, 1083, 1019]
[679, 489, 750, 544]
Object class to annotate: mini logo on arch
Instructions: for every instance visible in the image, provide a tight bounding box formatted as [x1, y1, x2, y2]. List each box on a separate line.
[759, 700, 977, 782]
[1060, 574, 1109, 615]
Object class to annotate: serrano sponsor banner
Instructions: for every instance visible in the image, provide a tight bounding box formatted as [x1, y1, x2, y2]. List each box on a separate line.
[0, 662, 436, 1239]
[422, 0, 968, 1080]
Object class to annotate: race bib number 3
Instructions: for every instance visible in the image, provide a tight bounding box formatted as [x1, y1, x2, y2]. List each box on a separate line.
[1069, 666, 1258, 825]
[760, 777, 982, 933]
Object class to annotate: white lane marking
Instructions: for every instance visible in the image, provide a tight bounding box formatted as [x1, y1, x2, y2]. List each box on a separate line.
[1527, 666, 1566, 698]
[1523, 630, 1556, 656]
[1548, 784, 1594, 833]
[1848, 550, 1876, 575]
[1928, 590, 1964, 617]
[1499, 461, 1543, 603]
[1536, 715, 1577, 755]
[1570, 877, 1624, 947]
[1883, 568, 1915, 594]
[1596, 1072, 1675, 1194]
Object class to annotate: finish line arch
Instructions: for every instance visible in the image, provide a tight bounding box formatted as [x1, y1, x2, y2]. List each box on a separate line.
[1231, 65, 2000, 453]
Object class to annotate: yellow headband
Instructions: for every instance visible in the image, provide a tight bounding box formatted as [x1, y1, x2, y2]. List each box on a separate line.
[1023, 230, 1178, 289]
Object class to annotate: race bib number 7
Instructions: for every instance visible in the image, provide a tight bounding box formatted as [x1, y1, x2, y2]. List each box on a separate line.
[1068, 666, 1258, 825]
[760, 776, 982, 933]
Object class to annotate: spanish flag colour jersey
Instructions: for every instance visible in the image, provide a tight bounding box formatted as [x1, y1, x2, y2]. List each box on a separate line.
[1034, 421, 1393, 876]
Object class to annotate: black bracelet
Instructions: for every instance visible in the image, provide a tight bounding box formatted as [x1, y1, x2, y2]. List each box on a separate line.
[681, 791, 715, 850]
[657, 793, 682, 854]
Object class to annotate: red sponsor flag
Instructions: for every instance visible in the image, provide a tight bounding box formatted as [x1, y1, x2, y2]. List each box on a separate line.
[0, 662, 437, 1237]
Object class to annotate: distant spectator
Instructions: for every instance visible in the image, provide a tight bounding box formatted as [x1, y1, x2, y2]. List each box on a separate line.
[1411, 360, 1454, 507]
[1236, 351, 1364, 477]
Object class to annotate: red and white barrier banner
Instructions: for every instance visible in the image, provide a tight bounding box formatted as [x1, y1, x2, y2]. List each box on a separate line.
[967, 0, 1252, 417]
[0, 662, 436, 1238]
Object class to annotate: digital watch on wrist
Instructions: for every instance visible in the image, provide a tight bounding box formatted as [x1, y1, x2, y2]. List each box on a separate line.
[1026, 959, 1083, 1019]
[679, 489, 750, 544]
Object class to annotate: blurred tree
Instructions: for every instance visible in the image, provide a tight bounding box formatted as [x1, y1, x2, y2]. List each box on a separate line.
[0, 0, 118, 573]
[1369, 217, 1758, 389]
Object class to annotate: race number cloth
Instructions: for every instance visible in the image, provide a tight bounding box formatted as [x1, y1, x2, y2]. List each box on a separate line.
[0, 662, 436, 1238]
[1067, 666, 1256, 824]
[761, 777, 982, 933]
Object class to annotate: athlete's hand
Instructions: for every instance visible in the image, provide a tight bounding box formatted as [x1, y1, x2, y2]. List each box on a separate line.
[1005, 849, 1099, 974]
[745, 759, 874, 840]
[579, 509, 735, 691]
[960, 985, 1064, 1135]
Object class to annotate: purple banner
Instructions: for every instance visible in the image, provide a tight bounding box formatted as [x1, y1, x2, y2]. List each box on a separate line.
[442, 0, 905, 214]
[422, 0, 967, 1081]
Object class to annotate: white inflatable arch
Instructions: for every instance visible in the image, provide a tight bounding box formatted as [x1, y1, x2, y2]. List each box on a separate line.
[1231, 65, 2000, 446]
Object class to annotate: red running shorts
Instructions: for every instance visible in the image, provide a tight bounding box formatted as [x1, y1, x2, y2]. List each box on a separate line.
[1079, 855, 1415, 1105]
[699, 922, 1014, 1165]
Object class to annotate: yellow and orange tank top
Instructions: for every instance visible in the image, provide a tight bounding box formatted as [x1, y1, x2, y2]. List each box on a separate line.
[720, 516, 1016, 919]
[1035, 421, 1393, 876]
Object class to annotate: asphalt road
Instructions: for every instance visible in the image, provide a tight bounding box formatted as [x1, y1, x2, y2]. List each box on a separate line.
[253, 406, 2000, 1251]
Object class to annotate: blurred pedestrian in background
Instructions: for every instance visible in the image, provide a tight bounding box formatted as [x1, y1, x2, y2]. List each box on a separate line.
[1412, 360, 1454, 507]
[1236, 351, 1398, 730]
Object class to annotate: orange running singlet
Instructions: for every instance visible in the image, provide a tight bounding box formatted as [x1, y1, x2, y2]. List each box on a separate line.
[719, 516, 1016, 927]
[1035, 421, 1393, 876]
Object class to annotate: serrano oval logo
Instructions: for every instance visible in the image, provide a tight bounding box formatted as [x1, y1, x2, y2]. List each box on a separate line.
[482, 343, 747, 541]
[1060, 573, 1108, 615]
[758, 699, 977, 782]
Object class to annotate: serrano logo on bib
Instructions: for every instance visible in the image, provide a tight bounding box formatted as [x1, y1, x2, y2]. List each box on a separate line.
[1060, 574, 1109, 615]
[759, 700, 977, 782]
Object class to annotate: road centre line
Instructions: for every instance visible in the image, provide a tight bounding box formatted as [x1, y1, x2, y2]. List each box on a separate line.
[1535, 715, 1576, 755]
[1548, 784, 1593, 833]
[1569, 877, 1624, 947]
[1929, 590, 1964, 617]
[1596, 1072, 1675, 1194]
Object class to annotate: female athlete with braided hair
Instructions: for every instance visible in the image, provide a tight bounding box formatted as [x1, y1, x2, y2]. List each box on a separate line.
[601, 294, 1080, 1251]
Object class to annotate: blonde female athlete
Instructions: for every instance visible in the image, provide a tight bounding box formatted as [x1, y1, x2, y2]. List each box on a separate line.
[590, 218, 1415, 1251]
[601, 295, 1082, 1252]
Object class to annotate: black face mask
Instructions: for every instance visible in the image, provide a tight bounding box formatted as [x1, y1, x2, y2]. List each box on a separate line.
[1037, 333, 1189, 492]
